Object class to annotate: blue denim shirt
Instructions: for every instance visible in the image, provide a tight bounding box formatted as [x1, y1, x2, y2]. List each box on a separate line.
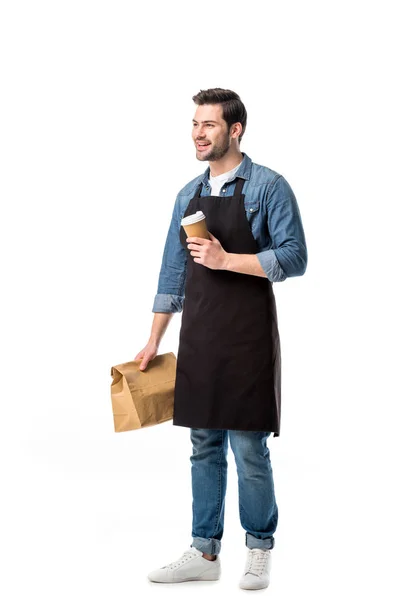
[152, 152, 307, 313]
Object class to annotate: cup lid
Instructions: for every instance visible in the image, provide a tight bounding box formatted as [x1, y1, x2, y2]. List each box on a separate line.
[181, 210, 206, 226]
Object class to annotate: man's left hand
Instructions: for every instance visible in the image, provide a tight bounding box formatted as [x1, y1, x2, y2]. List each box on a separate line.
[186, 232, 230, 270]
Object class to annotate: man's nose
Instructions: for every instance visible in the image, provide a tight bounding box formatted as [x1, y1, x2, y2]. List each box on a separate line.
[196, 125, 206, 138]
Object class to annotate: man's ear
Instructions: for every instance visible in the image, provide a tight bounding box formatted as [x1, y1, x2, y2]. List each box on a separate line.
[230, 122, 242, 140]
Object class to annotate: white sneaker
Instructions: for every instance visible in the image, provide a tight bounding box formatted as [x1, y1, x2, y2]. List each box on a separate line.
[239, 548, 272, 590]
[147, 546, 221, 583]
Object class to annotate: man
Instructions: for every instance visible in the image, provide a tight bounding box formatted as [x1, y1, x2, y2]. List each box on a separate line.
[135, 88, 307, 590]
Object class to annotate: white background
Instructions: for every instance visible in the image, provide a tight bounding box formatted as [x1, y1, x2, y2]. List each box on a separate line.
[1, 1, 399, 598]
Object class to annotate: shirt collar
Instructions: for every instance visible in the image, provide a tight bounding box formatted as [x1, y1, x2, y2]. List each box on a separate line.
[200, 151, 252, 187]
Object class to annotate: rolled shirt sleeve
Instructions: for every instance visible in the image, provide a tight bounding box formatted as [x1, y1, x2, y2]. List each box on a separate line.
[152, 292, 185, 313]
[256, 249, 287, 282]
[256, 175, 308, 279]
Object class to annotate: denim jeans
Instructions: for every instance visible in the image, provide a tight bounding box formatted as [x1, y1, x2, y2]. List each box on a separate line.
[189, 428, 278, 556]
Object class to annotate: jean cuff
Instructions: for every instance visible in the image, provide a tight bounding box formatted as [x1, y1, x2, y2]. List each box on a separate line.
[191, 536, 221, 555]
[246, 532, 275, 550]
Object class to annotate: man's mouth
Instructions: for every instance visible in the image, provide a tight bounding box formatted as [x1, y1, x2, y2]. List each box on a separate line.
[196, 142, 211, 151]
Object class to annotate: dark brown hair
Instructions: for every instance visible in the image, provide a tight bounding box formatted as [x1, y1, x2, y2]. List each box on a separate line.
[192, 88, 247, 144]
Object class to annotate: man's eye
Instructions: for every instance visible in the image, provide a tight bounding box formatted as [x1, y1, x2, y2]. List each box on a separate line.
[207, 124, 214, 127]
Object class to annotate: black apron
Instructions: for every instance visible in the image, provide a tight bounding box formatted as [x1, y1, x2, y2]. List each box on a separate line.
[173, 177, 281, 437]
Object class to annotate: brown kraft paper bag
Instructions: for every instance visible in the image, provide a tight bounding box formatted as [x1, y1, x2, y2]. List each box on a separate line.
[110, 351, 176, 432]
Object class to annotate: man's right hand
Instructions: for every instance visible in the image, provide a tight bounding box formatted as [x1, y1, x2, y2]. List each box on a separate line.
[134, 341, 159, 371]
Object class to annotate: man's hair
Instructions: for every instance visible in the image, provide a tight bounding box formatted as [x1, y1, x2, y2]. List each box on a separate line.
[192, 88, 247, 144]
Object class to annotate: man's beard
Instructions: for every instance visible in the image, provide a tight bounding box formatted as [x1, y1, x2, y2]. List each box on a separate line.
[197, 135, 230, 161]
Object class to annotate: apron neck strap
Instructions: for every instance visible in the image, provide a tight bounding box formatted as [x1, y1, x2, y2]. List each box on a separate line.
[233, 177, 245, 197]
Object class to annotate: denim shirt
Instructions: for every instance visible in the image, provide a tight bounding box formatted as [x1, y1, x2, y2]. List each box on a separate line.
[152, 152, 307, 313]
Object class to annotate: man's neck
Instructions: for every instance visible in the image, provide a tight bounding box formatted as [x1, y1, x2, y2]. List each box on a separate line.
[209, 151, 243, 177]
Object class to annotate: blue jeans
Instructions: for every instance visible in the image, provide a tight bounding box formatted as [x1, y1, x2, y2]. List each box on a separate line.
[189, 428, 278, 556]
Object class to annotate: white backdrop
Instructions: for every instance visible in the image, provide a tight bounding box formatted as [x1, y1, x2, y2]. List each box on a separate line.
[1, 1, 399, 598]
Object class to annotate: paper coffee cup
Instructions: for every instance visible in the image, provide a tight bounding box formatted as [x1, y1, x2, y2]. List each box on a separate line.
[181, 210, 210, 240]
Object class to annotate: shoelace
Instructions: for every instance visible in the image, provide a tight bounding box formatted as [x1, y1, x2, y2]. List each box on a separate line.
[244, 548, 271, 577]
[162, 548, 200, 570]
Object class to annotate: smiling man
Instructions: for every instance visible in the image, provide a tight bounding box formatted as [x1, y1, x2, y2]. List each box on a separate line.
[135, 88, 308, 590]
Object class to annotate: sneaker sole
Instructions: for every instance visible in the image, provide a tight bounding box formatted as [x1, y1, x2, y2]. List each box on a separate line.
[239, 578, 270, 590]
[149, 573, 221, 583]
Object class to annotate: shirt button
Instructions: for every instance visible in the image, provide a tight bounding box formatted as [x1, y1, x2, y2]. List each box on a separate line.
[222, 188, 226, 192]
[249, 208, 254, 212]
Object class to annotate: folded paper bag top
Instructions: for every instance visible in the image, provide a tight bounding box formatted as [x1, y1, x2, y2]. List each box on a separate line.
[110, 351, 176, 432]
